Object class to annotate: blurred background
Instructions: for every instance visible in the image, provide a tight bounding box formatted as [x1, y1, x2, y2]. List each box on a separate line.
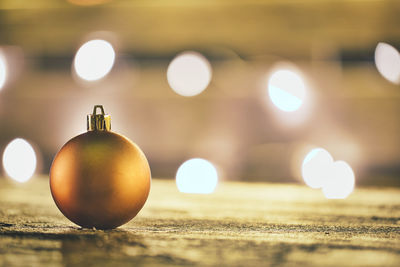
[0, 0, 400, 187]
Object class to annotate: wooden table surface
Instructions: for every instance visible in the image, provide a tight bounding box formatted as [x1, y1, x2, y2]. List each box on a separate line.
[1, 177, 399, 266]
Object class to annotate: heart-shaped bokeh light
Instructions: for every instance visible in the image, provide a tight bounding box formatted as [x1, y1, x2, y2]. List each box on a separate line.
[302, 148, 355, 199]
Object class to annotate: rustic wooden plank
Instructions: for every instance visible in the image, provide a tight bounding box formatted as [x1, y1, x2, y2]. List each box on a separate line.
[1, 176, 400, 266]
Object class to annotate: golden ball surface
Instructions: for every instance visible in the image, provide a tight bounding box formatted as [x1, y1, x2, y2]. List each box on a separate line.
[50, 131, 151, 229]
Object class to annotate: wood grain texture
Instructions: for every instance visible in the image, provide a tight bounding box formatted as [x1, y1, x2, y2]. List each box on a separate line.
[0, 176, 400, 266]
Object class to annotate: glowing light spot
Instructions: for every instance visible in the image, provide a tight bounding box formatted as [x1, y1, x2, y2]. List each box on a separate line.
[167, 51, 212, 97]
[2, 138, 37, 182]
[374, 42, 400, 84]
[73, 39, 115, 81]
[302, 148, 333, 189]
[176, 158, 218, 194]
[0, 53, 7, 90]
[322, 161, 355, 199]
[268, 69, 306, 112]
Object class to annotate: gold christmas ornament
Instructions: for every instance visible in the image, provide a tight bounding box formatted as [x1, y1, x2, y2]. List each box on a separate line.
[50, 105, 151, 229]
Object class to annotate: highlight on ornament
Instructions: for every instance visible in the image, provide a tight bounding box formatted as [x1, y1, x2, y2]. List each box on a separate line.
[73, 39, 116, 81]
[167, 51, 212, 97]
[176, 158, 218, 194]
[0, 52, 7, 90]
[301, 147, 355, 199]
[374, 42, 400, 84]
[267, 67, 307, 112]
[2, 138, 37, 183]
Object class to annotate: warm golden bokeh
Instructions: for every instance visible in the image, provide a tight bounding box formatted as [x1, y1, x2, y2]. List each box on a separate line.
[0, 0, 399, 187]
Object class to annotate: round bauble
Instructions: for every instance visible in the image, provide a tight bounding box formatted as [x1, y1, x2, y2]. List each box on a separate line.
[50, 105, 151, 229]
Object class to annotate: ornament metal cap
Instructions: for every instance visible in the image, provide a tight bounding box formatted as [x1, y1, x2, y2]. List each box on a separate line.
[87, 105, 111, 131]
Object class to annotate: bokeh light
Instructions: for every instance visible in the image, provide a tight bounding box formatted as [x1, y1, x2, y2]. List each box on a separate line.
[301, 148, 333, 189]
[0, 53, 7, 90]
[2, 138, 37, 183]
[176, 158, 218, 194]
[322, 160, 355, 199]
[268, 69, 306, 112]
[167, 51, 212, 97]
[374, 42, 400, 84]
[73, 39, 115, 81]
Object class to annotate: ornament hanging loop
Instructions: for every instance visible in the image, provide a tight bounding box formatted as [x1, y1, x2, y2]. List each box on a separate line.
[93, 105, 105, 116]
[87, 105, 111, 131]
